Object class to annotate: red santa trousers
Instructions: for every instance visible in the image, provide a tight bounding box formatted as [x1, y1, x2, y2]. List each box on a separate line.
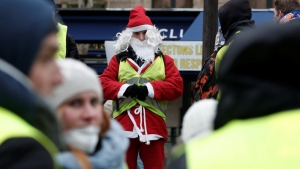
[126, 138, 165, 169]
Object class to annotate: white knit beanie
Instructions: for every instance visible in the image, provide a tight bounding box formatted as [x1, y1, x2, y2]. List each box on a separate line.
[47, 58, 103, 110]
[181, 99, 218, 143]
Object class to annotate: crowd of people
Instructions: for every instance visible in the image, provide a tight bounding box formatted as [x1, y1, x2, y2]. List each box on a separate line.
[169, 0, 300, 168]
[1, 0, 300, 168]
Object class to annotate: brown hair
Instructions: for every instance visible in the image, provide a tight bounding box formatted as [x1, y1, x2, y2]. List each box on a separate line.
[99, 109, 110, 138]
[68, 146, 93, 169]
[275, 0, 300, 14]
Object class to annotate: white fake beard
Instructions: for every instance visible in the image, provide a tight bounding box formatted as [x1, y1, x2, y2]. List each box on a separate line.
[130, 37, 155, 63]
[63, 125, 100, 154]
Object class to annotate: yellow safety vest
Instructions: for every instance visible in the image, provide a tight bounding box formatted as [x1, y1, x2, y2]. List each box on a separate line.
[113, 56, 168, 120]
[184, 109, 300, 169]
[215, 44, 229, 100]
[55, 23, 68, 59]
[0, 106, 61, 169]
[215, 31, 240, 100]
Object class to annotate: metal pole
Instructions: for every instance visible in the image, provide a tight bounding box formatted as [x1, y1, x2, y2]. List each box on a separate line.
[203, 0, 218, 62]
[267, 0, 273, 8]
[171, 0, 176, 8]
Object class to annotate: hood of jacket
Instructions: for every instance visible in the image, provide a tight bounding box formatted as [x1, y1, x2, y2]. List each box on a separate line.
[215, 20, 300, 130]
[218, 0, 254, 41]
[0, 0, 64, 150]
[46, 0, 58, 13]
[0, 0, 57, 75]
[0, 59, 65, 150]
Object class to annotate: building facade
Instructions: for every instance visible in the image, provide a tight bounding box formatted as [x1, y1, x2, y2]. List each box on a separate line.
[54, 0, 275, 8]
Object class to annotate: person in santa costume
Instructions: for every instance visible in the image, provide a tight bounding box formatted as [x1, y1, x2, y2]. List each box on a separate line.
[100, 5, 183, 169]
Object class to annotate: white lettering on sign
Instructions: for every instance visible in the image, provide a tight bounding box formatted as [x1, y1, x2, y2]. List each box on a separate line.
[159, 28, 168, 39]
[180, 29, 184, 38]
[158, 29, 184, 39]
[169, 29, 177, 38]
[104, 41, 203, 71]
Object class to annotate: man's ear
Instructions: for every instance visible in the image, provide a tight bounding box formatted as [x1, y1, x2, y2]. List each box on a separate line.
[279, 10, 284, 17]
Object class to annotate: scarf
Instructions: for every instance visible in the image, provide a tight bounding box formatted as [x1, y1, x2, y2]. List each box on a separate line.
[57, 119, 129, 169]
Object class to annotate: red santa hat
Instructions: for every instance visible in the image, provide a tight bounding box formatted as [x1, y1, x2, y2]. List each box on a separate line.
[126, 5, 154, 32]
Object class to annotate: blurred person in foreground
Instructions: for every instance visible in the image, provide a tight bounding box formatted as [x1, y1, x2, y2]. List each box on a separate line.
[0, 0, 64, 168]
[180, 99, 217, 144]
[47, 59, 128, 169]
[100, 5, 183, 169]
[166, 99, 217, 167]
[274, 0, 300, 23]
[168, 20, 300, 169]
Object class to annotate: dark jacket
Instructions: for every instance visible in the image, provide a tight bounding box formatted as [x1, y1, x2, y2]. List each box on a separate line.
[66, 33, 81, 60]
[0, 0, 64, 168]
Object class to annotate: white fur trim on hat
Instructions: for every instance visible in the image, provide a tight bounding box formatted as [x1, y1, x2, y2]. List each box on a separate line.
[181, 99, 218, 143]
[46, 58, 103, 110]
[126, 24, 154, 32]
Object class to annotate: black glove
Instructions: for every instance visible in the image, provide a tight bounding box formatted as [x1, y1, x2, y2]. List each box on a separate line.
[137, 86, 149, 101]
[123, 84, 139, 98]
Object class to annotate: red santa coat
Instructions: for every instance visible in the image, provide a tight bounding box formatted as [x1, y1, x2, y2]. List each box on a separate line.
[100, 55, 183, 143]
